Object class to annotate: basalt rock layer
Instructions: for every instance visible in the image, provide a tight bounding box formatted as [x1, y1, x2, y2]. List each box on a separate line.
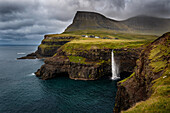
[35, 48, 111, 80]
[36, 36, 75, 57]
[18, 35, 77, 59]
[35, 46, 142, 80]
[114, 32, 170, 113]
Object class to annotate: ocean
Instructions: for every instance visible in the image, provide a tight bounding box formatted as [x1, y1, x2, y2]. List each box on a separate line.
[0, 46, 118, 113]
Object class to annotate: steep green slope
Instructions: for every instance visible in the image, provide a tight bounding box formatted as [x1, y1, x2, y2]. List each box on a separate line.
[124, 73, 170, 113]
[114, 32, 170, 113]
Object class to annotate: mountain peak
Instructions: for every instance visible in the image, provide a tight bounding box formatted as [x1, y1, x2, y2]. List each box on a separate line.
[73, 11, 106, 21]
[75, 11, 104, 16]
[64, 11, 170, 35]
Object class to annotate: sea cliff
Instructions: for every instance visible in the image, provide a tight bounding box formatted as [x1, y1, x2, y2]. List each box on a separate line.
[114, 32, 170, 113]
[18, 34, 78, 59]
[17, 11, 170, 112]
[35, 44, 142, 80]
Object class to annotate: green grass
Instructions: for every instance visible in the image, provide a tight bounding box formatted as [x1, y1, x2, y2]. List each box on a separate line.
[38, 44, 61, 55]
[39, 44, 61, 48]
[63, 30, 158, 41]
[39, 30, 158, 57]
[149, 45, 170, 61]
[68, 56, 86, 64]
[89, 74, 92, 78]
[119, 72, 135, 83]
[38, 30, 160, 64]
[150, 61, 167, 73]
[149, 41, 169, 73]
[123, 68, 170, 113]
[42, 39, 73, 42]
[45, 34, 81, 38]
[59, 30, 158, 55]
[67, 55, 105, 65]
[122, 33, 170, 113]
[60, 38, 146, 55]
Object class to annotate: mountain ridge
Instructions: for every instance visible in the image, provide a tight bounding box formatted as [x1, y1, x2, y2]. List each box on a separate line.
[65, 11, 170, 35]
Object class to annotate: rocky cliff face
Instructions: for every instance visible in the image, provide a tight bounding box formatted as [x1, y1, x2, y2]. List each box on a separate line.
[114, 48, 142, 74]
[65, 11, 170, 35]
[18, 35, 76, 59]
[35, 36, 75, 57]
[35, 46, 142, 80]
[35, 48, 111, 80]
[114, 32, 170, 112]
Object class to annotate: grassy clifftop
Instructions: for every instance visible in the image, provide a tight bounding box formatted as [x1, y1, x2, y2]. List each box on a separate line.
[115, 32, 170, 113]
[38, 30, 158, 58]
[124, 33, 170, 113]
[63, 30, 158, 40]
[58, 30, 158, 55]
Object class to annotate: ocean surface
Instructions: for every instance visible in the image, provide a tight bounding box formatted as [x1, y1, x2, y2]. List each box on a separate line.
[0, 46, 118, 113]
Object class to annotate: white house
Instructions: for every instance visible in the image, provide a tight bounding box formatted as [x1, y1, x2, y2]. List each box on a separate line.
[95, 36, 99, 38]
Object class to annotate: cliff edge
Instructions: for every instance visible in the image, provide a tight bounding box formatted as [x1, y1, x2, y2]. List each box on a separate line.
[114, 32, 170, 113]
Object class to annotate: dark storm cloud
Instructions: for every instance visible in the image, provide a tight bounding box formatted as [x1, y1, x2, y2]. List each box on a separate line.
[0, 0, 169, 45]
[0, 1, 26, 14]
[120, 0, 170, 19]
[140, 0, 170, 17]
[0, 19, 34, 30]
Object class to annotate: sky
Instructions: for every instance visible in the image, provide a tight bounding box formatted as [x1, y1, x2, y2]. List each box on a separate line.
[0, 0, 170, 45]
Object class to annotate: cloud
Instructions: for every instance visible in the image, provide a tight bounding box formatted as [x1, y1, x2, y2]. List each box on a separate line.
[0, 0, 169, 44]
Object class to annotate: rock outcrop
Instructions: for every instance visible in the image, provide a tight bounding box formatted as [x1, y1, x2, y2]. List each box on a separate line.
[17, 35, 76, 59]
[65, 11, 170, 35]
[17, 52, 37, 59]
[35, 36, 75, 57]
[35, 48, 111, 80]
[35, 46, 142, 80]
[114, 32, 170, 112]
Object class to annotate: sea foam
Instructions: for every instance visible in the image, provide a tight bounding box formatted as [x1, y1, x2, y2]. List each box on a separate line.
[17, 53, 26, 55]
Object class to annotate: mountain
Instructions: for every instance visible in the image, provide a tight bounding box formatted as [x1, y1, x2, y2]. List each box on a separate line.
[65, 11, 170, 35]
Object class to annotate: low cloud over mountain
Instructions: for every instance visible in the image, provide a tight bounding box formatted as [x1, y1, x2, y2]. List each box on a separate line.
[0, 0, 170, 44]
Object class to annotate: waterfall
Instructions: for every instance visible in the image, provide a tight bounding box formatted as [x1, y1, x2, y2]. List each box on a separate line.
[111, 50, 120, 80]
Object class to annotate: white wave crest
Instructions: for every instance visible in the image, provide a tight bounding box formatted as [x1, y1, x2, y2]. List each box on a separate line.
[17, 53, 26, 55]
[27, 73, 35, 76]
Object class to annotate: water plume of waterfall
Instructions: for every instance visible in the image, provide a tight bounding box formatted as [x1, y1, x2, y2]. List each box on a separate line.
[111, 50, 120, 80]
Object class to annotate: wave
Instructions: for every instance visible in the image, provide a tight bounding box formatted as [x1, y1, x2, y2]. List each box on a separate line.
[27, 73, 35, 76]
[17, 53, 26, 55]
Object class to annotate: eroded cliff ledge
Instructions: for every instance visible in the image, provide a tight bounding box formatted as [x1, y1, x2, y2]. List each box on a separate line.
[17, 34, 78, 59]
[114, 32, 170, 113]
[35, 44, 142, 80]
